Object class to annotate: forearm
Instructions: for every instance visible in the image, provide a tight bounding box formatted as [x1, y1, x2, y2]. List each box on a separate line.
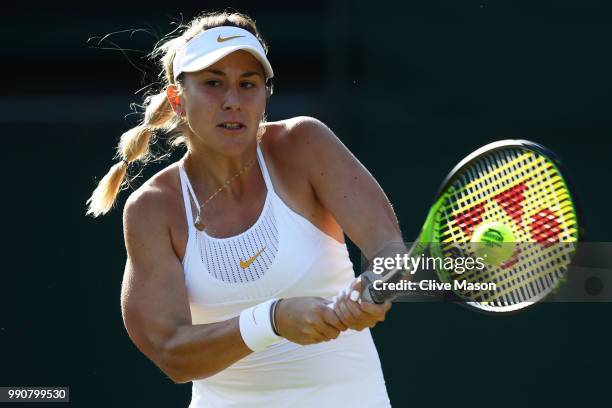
[160, 317, 252, 383]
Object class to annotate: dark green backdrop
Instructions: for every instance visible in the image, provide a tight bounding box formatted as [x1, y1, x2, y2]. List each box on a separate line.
[2, 1, 610, 407]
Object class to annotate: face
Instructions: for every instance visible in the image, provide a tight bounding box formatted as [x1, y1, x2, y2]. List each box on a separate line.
[169, 50, 267, 156]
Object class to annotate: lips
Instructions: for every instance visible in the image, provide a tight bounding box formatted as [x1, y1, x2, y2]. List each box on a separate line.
[217, 121, 246, 130]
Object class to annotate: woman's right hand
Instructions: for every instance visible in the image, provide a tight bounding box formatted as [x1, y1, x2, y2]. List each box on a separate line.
[275, 297, 348, 345]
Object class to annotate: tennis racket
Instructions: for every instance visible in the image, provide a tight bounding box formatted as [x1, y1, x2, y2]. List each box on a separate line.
[360, 140, 582, 313]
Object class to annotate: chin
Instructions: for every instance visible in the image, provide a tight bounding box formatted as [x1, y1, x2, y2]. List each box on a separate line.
[215, 132, 256, 155]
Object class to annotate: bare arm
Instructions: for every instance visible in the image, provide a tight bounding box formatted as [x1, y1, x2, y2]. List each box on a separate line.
[289, 117, 404, 259]
[121, 188, 346, 383]
[286, 117, 404, 327]
[121, 189, 252, 383]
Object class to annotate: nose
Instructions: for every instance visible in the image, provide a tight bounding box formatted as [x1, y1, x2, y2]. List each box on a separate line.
[222, 85, 240, 111]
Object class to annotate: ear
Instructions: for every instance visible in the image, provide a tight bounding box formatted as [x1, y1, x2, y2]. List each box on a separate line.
[266, 79, 274, 98]
[166, 85, 183, 115]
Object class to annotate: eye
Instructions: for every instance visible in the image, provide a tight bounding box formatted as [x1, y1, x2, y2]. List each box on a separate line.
[204, 80, 220, 87]
[241, 81, 256, 89]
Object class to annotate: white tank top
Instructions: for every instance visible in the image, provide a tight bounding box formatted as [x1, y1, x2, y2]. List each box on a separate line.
[178, 144, 391, 407]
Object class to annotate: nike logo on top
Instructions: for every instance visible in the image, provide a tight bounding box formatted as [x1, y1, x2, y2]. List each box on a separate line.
[240, 246, 266, 269]
[217, 35, 245, 43]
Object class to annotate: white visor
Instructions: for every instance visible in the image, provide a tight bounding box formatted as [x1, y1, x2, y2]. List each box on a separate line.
[173, 26, 273, 81]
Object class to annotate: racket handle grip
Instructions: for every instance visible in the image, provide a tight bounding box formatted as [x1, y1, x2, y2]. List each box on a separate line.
[326, 271, 388, 309]
[360, 271, 387, 304]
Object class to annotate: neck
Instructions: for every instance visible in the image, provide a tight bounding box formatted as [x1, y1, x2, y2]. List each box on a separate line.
[183, 142, 259, 194]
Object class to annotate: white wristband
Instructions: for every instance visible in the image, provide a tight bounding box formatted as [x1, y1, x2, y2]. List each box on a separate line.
[239, 299, 282, 352]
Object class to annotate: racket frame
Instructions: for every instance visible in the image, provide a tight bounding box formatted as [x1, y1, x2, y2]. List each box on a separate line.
[361, 139, 583, 313]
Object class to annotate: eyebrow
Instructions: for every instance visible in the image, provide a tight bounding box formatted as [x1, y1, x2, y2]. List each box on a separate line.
[200, 69, 263, 78]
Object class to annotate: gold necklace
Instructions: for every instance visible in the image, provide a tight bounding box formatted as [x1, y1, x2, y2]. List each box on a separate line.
[192, 157, 256, 231]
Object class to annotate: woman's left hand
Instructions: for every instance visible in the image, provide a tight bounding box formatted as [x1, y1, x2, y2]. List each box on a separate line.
[333, 277, 392, 331]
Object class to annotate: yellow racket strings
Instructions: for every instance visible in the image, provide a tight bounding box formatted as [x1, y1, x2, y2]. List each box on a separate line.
[435, 149, 578, 307]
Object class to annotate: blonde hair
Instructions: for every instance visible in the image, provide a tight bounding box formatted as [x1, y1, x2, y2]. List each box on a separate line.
[86, 11, 269, 217]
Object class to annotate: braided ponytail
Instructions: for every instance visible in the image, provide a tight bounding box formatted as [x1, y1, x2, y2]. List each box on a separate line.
[86, 92, 175, 217]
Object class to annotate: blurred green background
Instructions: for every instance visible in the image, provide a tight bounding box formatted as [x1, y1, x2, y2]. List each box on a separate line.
[1, 1, 610, 407]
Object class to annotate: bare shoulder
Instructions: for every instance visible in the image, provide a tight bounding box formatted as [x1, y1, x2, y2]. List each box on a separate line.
[260, 117, 338, 166]
[123, 162, 183, 239]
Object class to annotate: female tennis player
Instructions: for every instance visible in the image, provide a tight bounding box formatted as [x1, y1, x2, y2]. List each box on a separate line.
[87, 11, 402, 407]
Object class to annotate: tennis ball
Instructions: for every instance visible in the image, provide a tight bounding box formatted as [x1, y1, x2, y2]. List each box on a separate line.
[471, 222, 516, 266]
